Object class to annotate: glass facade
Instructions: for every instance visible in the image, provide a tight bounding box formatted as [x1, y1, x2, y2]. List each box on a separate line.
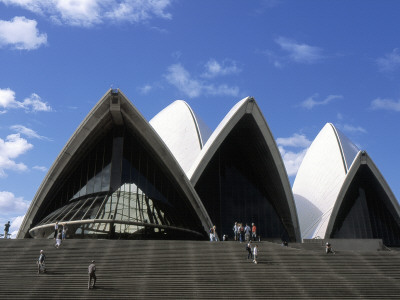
[330, 166, 400, 246]
[30, 126, 205, 240]
[195, 115, 292, 241]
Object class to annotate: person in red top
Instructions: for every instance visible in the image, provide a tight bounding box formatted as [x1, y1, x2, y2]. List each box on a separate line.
[251, 223, 257, 241]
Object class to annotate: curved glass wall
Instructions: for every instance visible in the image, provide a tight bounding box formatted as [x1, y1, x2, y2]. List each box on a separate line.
[30, 127, 205, 240]
[195, 115, 291, 241]
[331, 166, 400, 246]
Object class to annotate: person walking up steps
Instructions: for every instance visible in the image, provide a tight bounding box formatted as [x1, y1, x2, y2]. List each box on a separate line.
[253, 245, 258, 264]
[88, 260, 97, 289]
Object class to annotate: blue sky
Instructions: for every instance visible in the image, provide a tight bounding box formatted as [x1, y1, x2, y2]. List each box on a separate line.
[1, 0, 400, 237]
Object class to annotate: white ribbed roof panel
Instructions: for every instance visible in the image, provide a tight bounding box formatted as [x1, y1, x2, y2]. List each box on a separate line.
[150, 100, 212, 174]
[293, 123, 351, 239]
[334, 127, 359, 171]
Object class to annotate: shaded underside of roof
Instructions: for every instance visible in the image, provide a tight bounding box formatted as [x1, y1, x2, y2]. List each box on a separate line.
[18, 90, 212, 239]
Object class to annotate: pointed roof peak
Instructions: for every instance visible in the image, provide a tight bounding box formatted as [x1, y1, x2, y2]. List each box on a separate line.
[150, 99, 212, 174]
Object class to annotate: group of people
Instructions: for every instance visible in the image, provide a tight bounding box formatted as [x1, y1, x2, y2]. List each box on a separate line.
[245, 240, 259, 264]
[233, 222, 257, 242]
[54, 221, 68, 248]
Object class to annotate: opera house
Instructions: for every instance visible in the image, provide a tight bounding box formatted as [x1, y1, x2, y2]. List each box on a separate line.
[17, 90, 400, 246]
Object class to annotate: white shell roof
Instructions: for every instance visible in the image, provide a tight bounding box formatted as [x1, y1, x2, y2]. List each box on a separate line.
[150, 100, 212, 174]
[292, 123, 359, 239]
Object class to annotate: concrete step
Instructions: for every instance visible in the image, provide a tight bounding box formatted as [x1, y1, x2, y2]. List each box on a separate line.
[0, 239, 399, 299]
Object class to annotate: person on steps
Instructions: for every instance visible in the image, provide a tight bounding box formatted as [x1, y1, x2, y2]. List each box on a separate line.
[4, 221, 10, 239]
[88, 260, 97, 289]
[253, 244, 258, 264]
[37, 250, 46, 274]
[246, 240, 253, 260]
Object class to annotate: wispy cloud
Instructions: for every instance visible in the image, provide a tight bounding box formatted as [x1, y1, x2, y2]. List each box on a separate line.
[276, 133, 312, 177]
[139, 84, 152, 95]
[300, 94, 342, 110]
[33, 165, 47, 172]
[376, 49, 400, 72]
[254, 0, 281, 14]
[0, 88, 52, 113]
[165, 63, 240, 98]
[370, 98, 400, 112]
[10, 125, 50, 140]
[0, 16, 47, 50]
[338, 124, 367, 134]
[275, 37, 324, 64]
[202, 59, 241, 78]
[0, 133, 33, 177]
[0, 0, 172, 27]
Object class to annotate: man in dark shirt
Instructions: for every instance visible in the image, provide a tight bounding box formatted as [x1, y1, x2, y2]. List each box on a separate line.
[37, 250, 46, 274]
[4, 221, 10, 239]
[88, 260, 97, 289]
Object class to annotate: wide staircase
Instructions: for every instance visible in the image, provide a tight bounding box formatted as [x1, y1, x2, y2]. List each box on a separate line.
[0, 239, 399, 299]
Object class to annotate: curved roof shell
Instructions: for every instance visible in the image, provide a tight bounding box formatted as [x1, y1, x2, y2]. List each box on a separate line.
[293, 123, 359, 239]
[325, 150, 400, 244]
[293, 123, 400, 245]
[17, 90, 213, 239]
[189, 97, 301, 242]
[150, 100, 211, 174]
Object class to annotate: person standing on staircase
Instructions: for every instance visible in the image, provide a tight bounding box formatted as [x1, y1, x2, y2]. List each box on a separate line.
[88, 260, 97, 289]
[233, 222, 239, 241]
[55, 230, 62, 248]
[251, 223, 257, 241]
[62, 223, 68, 240]
[246, 240, 253, 260]
[244, 223, 251, 242]
[253, 244, 258, 264]
[54, 221, 59, 239]
[37, 250, 46, 274]
[4, 221, 10, 239]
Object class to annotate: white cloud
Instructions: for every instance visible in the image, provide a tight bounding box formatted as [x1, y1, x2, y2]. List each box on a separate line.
[0, 16, 47, 50]
[0, 191, 30, 214]
[370, 98, 400, 112]
[0, 88, 52, 113]
[33, 165, 47, 172]
[21, 93, 52, 112]
[165, 63, 239, 98]
[278, 146, 308, 177]
[202, 59, 241, 78]
[276, 133, 312, 148]
[0, 0, 172, 27]
[11, 125, 49, 140]
[0, 133, 33, 177]
[376, 49, 400, 72]
[275, 37, 323, 64]
[300, 94, 342, 110]
[276, 133, 311, 177]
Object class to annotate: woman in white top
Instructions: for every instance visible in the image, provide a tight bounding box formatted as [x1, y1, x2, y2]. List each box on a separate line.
[253, 244, 258, 264]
